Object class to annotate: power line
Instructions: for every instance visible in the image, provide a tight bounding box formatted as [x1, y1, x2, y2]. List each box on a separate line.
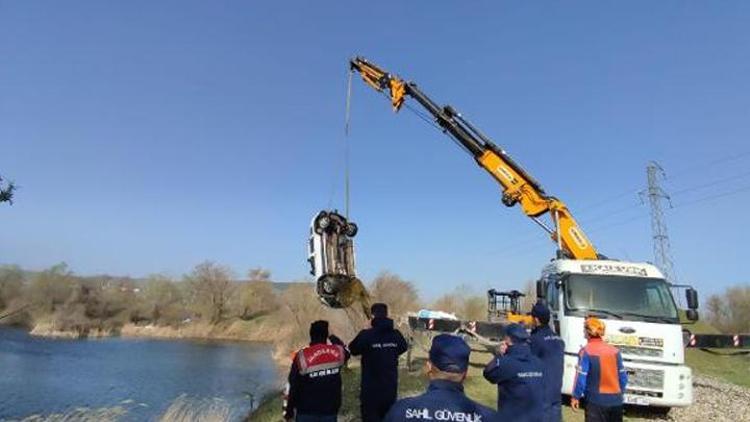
[668, 150, 750, 179]
[669, 169, 750, 196]
[673, 184, 750, 209]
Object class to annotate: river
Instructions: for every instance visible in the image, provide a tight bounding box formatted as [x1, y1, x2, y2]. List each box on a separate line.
[0, 327, 279, 421]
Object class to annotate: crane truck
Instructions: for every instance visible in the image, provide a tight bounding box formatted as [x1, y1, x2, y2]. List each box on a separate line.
[348, 56, 700, 409]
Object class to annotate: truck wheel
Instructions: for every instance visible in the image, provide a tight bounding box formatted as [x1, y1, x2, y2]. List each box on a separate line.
[345, 222, 358, 237]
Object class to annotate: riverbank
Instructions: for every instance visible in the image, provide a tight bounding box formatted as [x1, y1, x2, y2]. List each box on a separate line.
[26, 316, 285, 342]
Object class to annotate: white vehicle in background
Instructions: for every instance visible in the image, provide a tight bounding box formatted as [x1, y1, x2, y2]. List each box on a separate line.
[537, 259, 698, 409]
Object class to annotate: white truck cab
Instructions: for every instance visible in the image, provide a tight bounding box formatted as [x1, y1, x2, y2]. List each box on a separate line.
[538, 259, 695, 408]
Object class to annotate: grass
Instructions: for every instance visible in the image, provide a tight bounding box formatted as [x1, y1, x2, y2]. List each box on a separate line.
[250, 336, 665, 422]
[681, 314, 750, 388]
[685, 349, 750, 388]
[252, 317, 748, 422]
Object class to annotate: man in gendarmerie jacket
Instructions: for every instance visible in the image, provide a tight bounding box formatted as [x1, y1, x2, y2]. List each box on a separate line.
[349, 303, 409, 422]
[284, 320, 350, 421]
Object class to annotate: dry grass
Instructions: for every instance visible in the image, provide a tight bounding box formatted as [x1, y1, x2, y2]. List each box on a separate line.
[158, 394, 236, 422]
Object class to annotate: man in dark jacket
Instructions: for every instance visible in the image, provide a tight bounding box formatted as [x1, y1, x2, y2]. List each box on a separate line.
[284, 320, 350, 422]
[384, 334, 497, 422]
[529, 302, 565, 422]
[483, 323, 545, 422]
[349, 303, 409, 422]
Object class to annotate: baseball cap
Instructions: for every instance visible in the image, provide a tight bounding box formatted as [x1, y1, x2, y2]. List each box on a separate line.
[429, 334, 470, 373]
[531, 302, 551, 323]
[504, 323, 530, 342]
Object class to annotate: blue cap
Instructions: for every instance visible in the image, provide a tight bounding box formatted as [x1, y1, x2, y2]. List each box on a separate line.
[531, 302, 551, 323]
[504, 323, 530, 342]
[429, 334, 470, 373]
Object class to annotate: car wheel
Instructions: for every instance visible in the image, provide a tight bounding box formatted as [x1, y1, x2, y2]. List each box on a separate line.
[315, 212, 330, 234]
[345, 222, 358, 237]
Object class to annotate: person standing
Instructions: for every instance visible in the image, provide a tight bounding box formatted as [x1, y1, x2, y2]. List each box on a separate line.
[349, 303, 409, 422]
[483, 323, 544, 422]
[571, 317, 628, 422]
[529, 302, 565, 422]
[284, 320, 350, 422]
[384, 334, 497, 422]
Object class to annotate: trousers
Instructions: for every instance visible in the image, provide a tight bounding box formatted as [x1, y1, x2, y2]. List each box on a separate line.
[585, 403, 623, 422]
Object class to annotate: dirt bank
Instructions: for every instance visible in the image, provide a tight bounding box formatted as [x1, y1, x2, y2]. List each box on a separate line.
[29, 322, 116, 339]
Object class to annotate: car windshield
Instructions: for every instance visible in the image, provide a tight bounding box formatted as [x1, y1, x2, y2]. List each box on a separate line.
[564, 274, 679, 322]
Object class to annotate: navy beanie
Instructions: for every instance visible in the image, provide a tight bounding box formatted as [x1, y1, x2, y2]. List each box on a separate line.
[429, 334, 470, 373]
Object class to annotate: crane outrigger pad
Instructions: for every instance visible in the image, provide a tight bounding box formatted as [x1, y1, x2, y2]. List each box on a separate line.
[308, 210, 366, 309]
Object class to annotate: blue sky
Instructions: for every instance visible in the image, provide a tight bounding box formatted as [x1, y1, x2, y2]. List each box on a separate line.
[1, 1, 749, 301]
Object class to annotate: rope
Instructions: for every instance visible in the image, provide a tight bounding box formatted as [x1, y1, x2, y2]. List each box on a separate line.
[344, 70, 353, 219]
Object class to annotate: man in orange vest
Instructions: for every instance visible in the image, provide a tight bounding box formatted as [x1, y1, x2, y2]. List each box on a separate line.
[571, 317, 628, 422]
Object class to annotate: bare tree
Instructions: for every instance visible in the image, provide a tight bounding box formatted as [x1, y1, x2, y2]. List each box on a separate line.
[185, 261, 234, 324]
[707, 284, 750, 333]
[0, 265, 25, 310]
[431, 284, 485, 320]
[27, 263, 76, 315]
[0, 175, 16, 204]
[234, 268, 277, 320]
[248, 267, 271, 282]
[369, 271, 420, 317]
[139, 274, 184, 325]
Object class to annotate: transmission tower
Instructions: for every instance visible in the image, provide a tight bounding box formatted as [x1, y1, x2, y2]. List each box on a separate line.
[643, 161, 677, 286]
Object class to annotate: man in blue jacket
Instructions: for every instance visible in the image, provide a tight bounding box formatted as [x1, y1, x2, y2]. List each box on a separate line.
[529, 302, 565, 422]
[384, 334, 497, 422]
[483, 323, 544, 422]
[349, 303, 409, 422]
[571, 317, 628, 422]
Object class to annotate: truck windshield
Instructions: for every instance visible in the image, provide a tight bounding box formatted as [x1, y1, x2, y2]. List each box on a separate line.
[564, 275, 679, 323]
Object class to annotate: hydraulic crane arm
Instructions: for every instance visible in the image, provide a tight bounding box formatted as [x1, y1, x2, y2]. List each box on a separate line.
[350, 57, 598, 260]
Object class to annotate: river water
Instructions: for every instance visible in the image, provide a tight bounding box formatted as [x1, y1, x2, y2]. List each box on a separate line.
[0, 328, 279, 421]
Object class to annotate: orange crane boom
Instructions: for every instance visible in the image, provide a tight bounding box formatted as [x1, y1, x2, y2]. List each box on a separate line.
[350, 57, 598, 260]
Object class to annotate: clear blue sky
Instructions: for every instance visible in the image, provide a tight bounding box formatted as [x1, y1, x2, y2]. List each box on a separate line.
[1, 1, 749, 301]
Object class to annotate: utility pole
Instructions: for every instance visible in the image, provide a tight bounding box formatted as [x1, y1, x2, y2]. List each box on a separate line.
[643, 162, 678, 288]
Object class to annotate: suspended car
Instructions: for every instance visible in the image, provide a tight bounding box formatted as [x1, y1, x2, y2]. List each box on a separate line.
[307, 210, 364, 308]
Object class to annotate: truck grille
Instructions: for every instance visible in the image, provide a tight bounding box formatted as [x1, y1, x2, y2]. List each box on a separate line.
[627, 367, 664, 390]
[617, 346, 663, 358]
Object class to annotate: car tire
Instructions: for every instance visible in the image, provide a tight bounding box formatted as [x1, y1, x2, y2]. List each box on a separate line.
[345, 222, 358, 237]
[315, 212, 330, 234]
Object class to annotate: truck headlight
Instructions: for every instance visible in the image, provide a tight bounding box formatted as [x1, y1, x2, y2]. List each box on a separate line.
[678, 393, 684, 399]
[679, 374, 685, 380]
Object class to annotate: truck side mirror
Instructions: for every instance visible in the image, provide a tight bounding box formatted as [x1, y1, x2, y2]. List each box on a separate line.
[536, 280, 544, 299]
[686, 288, 699, 310]
[685, 309, 699, 321]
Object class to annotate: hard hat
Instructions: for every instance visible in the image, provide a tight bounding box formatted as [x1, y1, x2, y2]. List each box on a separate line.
[585, 317, 606, 337]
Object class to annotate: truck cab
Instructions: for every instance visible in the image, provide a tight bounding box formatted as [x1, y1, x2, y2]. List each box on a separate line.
[538, 259, 696, 408]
